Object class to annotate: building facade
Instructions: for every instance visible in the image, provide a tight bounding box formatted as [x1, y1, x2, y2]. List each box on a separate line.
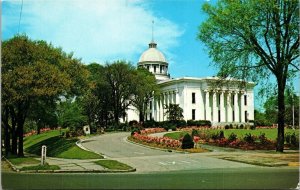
[127, 40, 255, 126]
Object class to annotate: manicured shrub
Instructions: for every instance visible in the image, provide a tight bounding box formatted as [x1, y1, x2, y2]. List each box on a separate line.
[250, 125, 256, 130]
[191, 129, 199, 137]
[187, 120, 211, 127]
[228, 132, 237, 142]
[290, 133, 299, 147]
[258, 133, 268, 144]
[239, 124, 244, 129]
[225, 125, 230, 130]
[285, 133, 291, 144]
[129, 120, 138, 126]
[243, 133, 256, 144]
[181, 134, 194, 149]
[143, 119, 157, 128]
[229, 124, 233, 129]
[219, 131, 225, 139]
[131, 128, 141, 136]
[175, 120, 187, 128]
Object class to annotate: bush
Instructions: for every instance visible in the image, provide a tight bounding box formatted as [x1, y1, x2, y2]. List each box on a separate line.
[239, 124, 244, 129]
[181, 134, 194, 149]
[228, 132, 237, 142]
[243, 133, 256, 144]
[191, 129, 199, 137]
[250, 125, 256, 130]
[290, 133, 299, 147]
[258, 133, 268, 144]
[219, 131, 225, 139]
[174, 120, 187, 128]
[225, 125, 230, 130]
[131, 128, 140, 136]
[169, 125, 177, 131]
[285, 133, 291, 144]
[143, 119, 157, 128]
[129, 120, 138, 126]
[187, 120, 211, 127]
[229, 124, 233, 129]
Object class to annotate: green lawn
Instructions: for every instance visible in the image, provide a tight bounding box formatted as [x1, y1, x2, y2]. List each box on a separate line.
[8, 156, 40, 166]
[20, 164, 60, 171]
[94, 160, 133, 170]
[24, 130, 103, 159]
[165, 128, 299, 141]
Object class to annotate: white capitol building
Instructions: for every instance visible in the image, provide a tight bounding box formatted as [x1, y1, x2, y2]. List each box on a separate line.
[127, 40, 255, 126]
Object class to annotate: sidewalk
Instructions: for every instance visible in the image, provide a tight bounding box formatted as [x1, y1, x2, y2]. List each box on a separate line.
[4, 156, 135, 173]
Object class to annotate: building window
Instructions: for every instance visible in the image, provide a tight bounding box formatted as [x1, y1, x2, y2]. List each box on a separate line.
[218, 110, 221, 122]
[154, 66, 156, 73]
[245, 111, 248, 122]
[150, 113, 152, 120]
[147, 66, 150, 70]
[232, 111, 235, 121]
[232, 94, 235, 105]
[218, 94, 221, 105]
[192, 109, 196, 120]
[149, 101, 152, 109]
[192, 93, 196, 104]
[244, 95, 247, 105]
[160, 66, 162, 73]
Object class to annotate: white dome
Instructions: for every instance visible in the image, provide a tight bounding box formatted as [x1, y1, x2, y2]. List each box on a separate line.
[139, 46, 167, 63]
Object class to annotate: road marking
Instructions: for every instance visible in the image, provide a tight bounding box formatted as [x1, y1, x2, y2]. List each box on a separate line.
[159, 162, 168, 165]
[180, 160, 191, 164]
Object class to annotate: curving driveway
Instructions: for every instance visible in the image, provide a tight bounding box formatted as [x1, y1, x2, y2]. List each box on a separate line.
[82, 132, 257, 173]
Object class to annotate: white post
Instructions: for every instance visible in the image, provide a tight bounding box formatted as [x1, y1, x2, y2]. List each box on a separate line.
[41, 145, 47, 166]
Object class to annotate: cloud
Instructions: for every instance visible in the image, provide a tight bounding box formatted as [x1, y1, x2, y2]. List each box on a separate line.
[3, 0, 183, 64]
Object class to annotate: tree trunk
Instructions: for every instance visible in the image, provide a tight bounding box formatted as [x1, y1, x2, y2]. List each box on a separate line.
[17, 119, 25, 157]
[11, 127, 18, 155]
[276, 82, 285, 152]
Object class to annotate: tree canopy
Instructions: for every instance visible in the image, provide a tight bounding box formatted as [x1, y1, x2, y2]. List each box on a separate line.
[198, 0, 299, 152]
[2, 35, 88, 156]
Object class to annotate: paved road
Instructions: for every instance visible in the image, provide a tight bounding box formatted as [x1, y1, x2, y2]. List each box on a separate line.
[3, 167, 299, 189]
[82, 132, 256, 173]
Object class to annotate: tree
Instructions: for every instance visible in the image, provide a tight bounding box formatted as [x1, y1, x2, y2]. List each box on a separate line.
[2, 35, 88, 156]
[104, 61, 136, 124]
[164, 104, 184, 122]
[264, 90, 299, 127]
[132, 68, 159, 122]
[80, 63, 113, 128]
[57, 99, 87, 130]
[198, 0, 299, 152]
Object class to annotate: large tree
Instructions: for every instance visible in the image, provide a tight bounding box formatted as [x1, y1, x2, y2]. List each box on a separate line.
[198, 0, 299, 152]
[104, 61, 136, 124]
[132, 68, 159, 122]
[2, 35, 88, 156]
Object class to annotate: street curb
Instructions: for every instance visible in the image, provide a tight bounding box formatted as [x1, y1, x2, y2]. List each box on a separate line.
[126, 136, 189, 154]
[2, 156, 20, 172]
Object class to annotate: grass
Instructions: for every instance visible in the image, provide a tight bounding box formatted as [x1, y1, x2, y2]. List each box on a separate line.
[24, 130, 103, 159]
[7, 156, 40, 166]
[94, 160, 133, 170]
[165, 128, 300, 141]
[20, 164, 60, 171]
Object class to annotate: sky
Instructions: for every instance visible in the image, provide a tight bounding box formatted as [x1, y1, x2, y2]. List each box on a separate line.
[2, 0, 299, 109]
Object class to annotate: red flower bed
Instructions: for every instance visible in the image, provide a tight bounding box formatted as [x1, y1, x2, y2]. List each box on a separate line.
[24, 127, 51, 137]
[132, 132, 182, 148]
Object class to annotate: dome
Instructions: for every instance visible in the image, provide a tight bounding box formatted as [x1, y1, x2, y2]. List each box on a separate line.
[138, 42, 167, 63]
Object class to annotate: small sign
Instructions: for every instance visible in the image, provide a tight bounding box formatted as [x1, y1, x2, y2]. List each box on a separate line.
[41, 145, 47, 165]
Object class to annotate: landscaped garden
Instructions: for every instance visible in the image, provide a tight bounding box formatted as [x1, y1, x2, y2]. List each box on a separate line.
[164, 127, 299, 150]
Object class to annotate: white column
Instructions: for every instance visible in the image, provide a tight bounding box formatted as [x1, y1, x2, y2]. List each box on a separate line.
[227, 91, 232, 122]
[212, 91, 218, 122]
[234, 91, 239, 122]
[199, 90, 205, 120]
[175, 90, 179, 104]
[160, 95, 164, 121]
[155, 98, 159, 121]
[205, 90, 211, 121]
[151, 98, 155, 120]
[220, 91, 225, 122]
[240, 92, 245, 122]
